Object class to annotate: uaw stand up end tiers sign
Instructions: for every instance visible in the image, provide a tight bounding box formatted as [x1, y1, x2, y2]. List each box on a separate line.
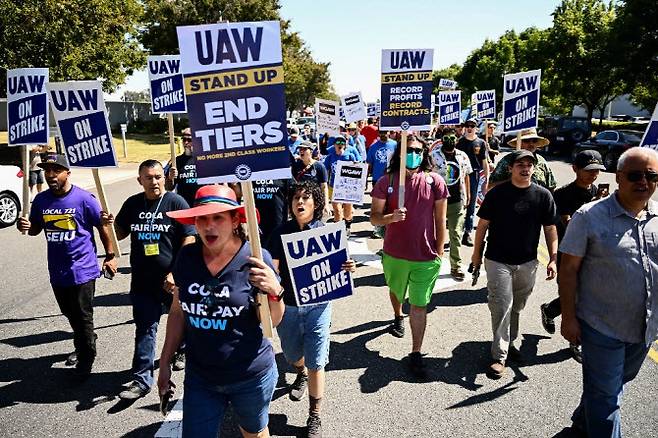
[177, 21, 291, 184]
[380, 49, 434, 131]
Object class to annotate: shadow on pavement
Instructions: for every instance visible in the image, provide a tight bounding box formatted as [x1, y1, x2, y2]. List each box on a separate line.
[0, 314, 62, 325]
[94, 292, 132, 307]
[120, 422, 161, 437]
[0, 320, 133, 348]
[353, 272, 387, 288]
[0, 353, 133, 411]
[427, 287, 488, 311]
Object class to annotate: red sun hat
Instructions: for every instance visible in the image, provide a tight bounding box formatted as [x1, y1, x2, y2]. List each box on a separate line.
[166, 185, 259, 225]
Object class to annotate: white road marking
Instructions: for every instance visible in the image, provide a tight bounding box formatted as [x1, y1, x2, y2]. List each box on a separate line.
[154, 397, 184, 438]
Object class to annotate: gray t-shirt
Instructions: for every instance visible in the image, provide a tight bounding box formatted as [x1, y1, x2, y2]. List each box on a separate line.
[560, 193, 658, 345]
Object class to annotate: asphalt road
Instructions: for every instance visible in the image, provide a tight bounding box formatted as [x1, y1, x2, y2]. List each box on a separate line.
[0, 154, 656, 437]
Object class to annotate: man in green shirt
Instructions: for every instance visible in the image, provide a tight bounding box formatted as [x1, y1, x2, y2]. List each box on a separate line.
[489, 128, 557, 191]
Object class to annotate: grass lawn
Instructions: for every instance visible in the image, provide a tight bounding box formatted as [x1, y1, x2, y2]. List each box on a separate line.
[0, 131, 182, 164]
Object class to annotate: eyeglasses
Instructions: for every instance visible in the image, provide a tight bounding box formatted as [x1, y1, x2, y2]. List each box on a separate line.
[335, 141, 346, 146]
[623, 170, 658, 183]
[408, 147, 424, 154]
[182, 136, 192, 141]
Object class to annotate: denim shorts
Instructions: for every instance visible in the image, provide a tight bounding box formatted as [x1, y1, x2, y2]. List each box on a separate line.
[182, 364, 277, 436]
[276, 303, 332, 370]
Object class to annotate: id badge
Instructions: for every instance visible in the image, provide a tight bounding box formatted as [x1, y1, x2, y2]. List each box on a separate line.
[144, 243, 160, 256]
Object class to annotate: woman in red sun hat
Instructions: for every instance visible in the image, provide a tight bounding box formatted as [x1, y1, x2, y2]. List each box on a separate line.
[158, 184, 284, 438]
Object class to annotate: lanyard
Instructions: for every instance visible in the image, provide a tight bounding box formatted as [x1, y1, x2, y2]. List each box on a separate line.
[145, 192, 166, 227]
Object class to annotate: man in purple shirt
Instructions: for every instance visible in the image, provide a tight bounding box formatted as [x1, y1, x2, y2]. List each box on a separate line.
[17, 154, 117, 379]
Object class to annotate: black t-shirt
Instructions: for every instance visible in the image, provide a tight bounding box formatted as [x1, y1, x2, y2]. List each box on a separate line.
[116, 192, 196, 292]
[457, 136, 487, 171]
[253, 179, 292, 244]
[441, 150, 463, 204]
[173, 241, 274, 385]
[292, 159, 328, 185]
[170, 154, 203, 207]
[477, 182, 558, 265]
[266, 218, 325, 306]
[553, 182, 597, 239]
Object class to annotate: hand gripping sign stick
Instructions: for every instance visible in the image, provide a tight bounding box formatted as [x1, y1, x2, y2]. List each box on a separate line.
[241, 181, 274, 338]
[92, 168, 121, 259]
[397, 131, 408, 209]
[21, 145, 30, 234]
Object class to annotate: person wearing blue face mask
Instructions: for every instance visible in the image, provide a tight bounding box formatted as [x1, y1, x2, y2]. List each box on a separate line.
[369, 134, 449, 379]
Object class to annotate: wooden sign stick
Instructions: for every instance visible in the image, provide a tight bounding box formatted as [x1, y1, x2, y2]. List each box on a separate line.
[167, 113, 177, 168]
[516, 131, 522, 150]
[92, 168, 121, 257]
[21, 145, 30, 235]
[241, 180, 274, 339]
[397, 131, 408, 210]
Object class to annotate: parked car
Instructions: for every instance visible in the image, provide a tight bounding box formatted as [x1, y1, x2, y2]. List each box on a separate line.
[0, 164, 24, 228]
[540, 116, 592, 154]
[571, 130, 643, 171]
[295, 116, 316, 132]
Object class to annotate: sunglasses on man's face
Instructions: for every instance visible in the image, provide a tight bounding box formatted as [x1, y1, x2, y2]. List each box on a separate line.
[623, 170, 658, 183]
[335, 141, 346, 146]
[408, 147, 424, 154]
[182, 136, 192, 141]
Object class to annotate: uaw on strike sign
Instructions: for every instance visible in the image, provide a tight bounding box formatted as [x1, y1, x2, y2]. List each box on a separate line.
[502, 69, 541, 133]
[7, 68, 49, 146]
[380, 49, 433, 131]
[147, 55, 187, 113]
[177, 21, 291, 183]
[47, 81, 117, 167]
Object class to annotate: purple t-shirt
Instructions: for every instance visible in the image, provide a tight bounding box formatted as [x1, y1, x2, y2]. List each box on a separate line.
[30, 185, 102, 287]
[372, 171, 449, 261]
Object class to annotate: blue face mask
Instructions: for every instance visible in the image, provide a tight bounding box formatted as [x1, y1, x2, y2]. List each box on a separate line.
[406, 151, 423, 169]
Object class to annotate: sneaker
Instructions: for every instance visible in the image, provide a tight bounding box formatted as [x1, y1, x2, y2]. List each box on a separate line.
[65, 351, 78, 367]
[540, 303, 556, 335]
[389, 316, 405, 338]
[307, 414, 322, 438]
[119, 381, 150, 400]
[570, 343, 583, 363]
[289, 372, 308, 401]
[507, 346, 524, 364]
[450, 266, 465, 282]
[487, 360, 506, 380]
[461, 234, 474, 247]
[407, 352, 427, 379]
[171, 351, 186, 371]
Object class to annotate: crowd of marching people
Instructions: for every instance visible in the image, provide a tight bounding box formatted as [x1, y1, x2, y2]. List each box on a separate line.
[18, 115, 658, 438]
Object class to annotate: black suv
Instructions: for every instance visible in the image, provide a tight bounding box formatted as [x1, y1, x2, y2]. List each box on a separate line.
[540, 116, 592, 154]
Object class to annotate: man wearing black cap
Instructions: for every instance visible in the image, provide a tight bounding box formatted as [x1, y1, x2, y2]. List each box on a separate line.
[457, 118, 489, 246]
[539, 150, 608, 362]
[471, 150, 558, 379]
[17, 154, 118, 378]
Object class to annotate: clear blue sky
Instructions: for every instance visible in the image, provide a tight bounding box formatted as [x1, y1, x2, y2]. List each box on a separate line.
[108, 0, 563, 101]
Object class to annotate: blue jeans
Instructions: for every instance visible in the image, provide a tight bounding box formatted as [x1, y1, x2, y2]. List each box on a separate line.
[276, 303, 332, 370]
[464, 171, 479, 234]
[183, 364, 278, 437]
[571, 319, 649, 437]
[129, 291, 172, 390]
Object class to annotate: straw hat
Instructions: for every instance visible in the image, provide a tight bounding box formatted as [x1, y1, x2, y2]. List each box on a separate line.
[506, 128, 550, 148]
[167, 185, 256, 225]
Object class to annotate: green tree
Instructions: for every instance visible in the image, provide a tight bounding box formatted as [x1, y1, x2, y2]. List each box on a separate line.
[432, 64, 462, 94]
[613, 0, 658, 111]
[547, 0, 624, 123]
[0, 0, 145, 95]
[140, 0, 333, 111]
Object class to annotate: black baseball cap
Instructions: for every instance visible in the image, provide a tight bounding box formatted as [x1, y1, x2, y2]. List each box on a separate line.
[510, 149, 537, 164]
[38, 153, 70, 171]
[574, 150, 605, 170]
